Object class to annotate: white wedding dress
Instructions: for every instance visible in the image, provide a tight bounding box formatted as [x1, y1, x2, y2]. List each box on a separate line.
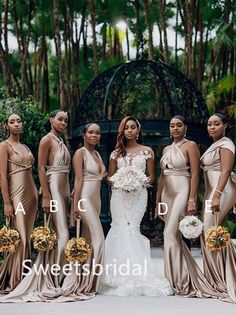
[99, 150, 172, 296]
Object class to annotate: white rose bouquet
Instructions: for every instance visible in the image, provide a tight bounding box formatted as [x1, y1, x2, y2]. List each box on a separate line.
[179, 215, 203, 239]
[110, 166, 149, 192]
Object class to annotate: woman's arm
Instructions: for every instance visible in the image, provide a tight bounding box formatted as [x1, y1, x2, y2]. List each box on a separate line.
[0, 143, 14, 218]
[187, 142, 200, 215]
[107, 158, 117, 186]
[146, 148, 155, 185]
[38, 137, 51, 213]
[155, 170, 165, 219]
[73, 149, 84, 219]
[211, 148, 234, 212]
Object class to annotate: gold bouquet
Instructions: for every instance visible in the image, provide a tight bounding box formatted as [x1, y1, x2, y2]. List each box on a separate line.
[0, 225, 20, 253]
[205, 225, 231, 251]
[65, 237, 91, 263]
[31, 215, 57, 252]
[65, 218, 91, 263]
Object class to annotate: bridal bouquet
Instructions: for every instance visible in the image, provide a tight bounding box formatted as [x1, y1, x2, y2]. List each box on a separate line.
[179, 215, 203, 239]
[65, 237, 91, 263]
[0, 225, 20, 253]
[205, 225, 230, 251]
[31, 226, 57, 252]
[110, 166, 149, 192]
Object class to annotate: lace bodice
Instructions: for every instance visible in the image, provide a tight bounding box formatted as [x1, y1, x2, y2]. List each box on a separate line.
[110, 150, 152, 172]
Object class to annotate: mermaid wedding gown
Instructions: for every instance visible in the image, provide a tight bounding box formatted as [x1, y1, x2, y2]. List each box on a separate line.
[100, 150, 172, 296]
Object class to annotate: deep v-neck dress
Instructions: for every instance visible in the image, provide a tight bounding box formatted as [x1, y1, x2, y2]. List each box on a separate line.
[0, 141, 37, 294]
[47, 146, 106, 301]
[160, 139, 223, 298]
[0, 133, 70, 302]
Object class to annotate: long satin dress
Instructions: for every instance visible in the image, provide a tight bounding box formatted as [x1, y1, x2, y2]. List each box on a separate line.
[0, 141, 37, 294]
[200, 137, 236, 303]
[160, 138, 223, 298]
[0, 133, 70, 302]
[53, 146, 105, 301]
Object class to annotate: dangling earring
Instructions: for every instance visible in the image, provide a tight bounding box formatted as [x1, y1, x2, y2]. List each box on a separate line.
[170, 134, 172, 139]
[223, 128, 226, 137]
[136, 134, 139, 140]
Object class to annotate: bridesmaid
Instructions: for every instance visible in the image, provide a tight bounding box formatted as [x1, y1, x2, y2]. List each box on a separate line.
[0, 109, 71, 302]
[58, 122, 106, 301]
[156, 115, 222, 298]
[37, 109, 70, 286]
[0, 113, 37, 294]
[201, 113, 236, 303]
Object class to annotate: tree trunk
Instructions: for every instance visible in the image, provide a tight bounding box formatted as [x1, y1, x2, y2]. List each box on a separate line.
[197, 8, 204, 90]
[89, 0, 98, 76]
[175, 2, 179, 68]
[53, 0, 66, 110]
[2, 0, 13, 93]
[135, 0, 142, 59]
[102, 22, 107, 60]
[144, 0, 154, 60]
[158, 0, 169, 63]
[42, 27, 49, 112]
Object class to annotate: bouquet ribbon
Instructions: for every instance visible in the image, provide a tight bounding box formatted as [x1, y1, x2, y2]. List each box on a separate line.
[43, 213, 51, 228]
[76, 218, 81, 238]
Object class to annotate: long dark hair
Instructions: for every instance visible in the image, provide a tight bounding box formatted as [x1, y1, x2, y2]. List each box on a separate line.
[115, 116, 143, 157]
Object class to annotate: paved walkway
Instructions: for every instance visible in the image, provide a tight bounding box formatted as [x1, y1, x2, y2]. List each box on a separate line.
[0, 249, 235, 315]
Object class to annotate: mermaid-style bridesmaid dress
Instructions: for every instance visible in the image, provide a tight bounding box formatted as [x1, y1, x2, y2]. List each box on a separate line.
[0, 141, 37, 294]
[201, 137, 236, 303]
[53, 146, 105, 301]
[0, 133, 70, 302]
[160, 138, 222, 298]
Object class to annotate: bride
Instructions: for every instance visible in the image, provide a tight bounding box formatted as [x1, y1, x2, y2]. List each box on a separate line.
[100, 116, 172, 296]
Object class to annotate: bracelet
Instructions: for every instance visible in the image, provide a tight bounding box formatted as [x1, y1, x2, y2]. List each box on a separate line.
[215, 189, 222, 195]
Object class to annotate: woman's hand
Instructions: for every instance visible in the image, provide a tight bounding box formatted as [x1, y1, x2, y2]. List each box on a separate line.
[42, 195, 51, 213]
[102, 172, 108, 180]
[155, 199, 166, 221]
[4, 203, 14, 218]
[73, 209, 81, 220]
[211, 193, 221, 213]
[186, 202, 197, 215]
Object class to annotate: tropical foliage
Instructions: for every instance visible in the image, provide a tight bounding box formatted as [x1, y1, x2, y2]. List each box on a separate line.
[0, 0, 234, 127]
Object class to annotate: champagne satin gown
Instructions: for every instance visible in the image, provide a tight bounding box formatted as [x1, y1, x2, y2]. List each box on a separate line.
[0, 141, 37, 294]
[54, 146, 105, 302]
[200, 137, 236, 303]
[160, 138, 222, 298]
[0, 133, 70, 302]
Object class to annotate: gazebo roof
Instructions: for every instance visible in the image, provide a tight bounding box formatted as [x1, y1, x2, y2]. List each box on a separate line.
[72, 60, 209, 141]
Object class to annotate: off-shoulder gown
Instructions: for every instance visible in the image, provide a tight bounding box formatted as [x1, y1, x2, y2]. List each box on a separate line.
[100, 150, 172, 296]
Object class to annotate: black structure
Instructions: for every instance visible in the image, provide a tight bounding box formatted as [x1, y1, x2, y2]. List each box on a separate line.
[71, 60, 209, 235]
